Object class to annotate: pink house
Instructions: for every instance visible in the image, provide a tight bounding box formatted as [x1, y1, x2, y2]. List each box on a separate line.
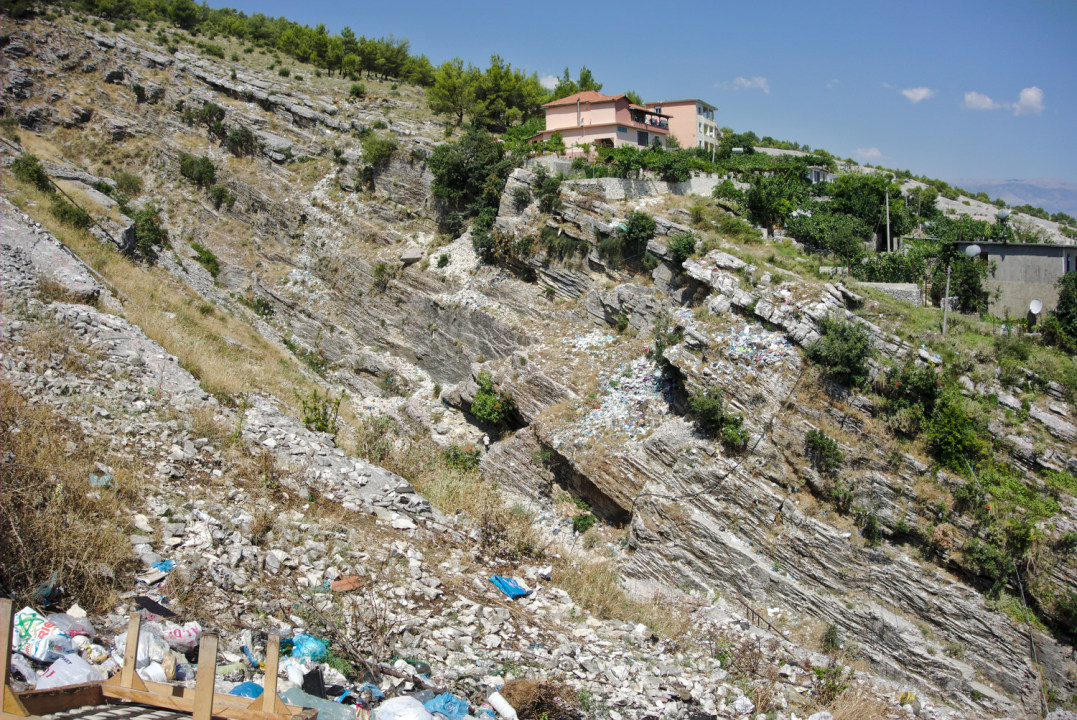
[533, 90, 671, 154]
[644, 99, 719, 152]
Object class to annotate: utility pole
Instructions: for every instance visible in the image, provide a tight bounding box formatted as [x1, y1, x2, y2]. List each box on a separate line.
[885, 192, 892, 253]
[942, 264, 952, 335]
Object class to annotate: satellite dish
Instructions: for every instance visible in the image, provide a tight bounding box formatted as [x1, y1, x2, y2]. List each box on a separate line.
[965, 244, 982, 258]
[1030, 299, 1043, 315]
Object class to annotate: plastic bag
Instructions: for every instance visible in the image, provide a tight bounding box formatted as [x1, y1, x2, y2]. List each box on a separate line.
[424, 693, 469, 720]
[45, 613, 95, 640]
[12, 607, 73, 661]
[153, 621, 202, 652]
[280, 688, 356, 720]
[113, 626, 169, 668]
[9, 654, 37, 689]
[373, 696, 434, 720]
[36, 654, 105, 690]
[230, 681, 264, 698]
[290, 633, 327, 662]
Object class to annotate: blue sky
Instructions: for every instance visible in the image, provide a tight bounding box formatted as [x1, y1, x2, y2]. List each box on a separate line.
[207, 0, 1077, 184]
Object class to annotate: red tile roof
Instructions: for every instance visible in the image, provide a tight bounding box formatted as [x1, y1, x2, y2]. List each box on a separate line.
[542, 91, 625, 108]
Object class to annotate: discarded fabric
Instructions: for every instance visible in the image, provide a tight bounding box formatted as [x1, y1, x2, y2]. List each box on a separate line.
[489, 575, 530, 599]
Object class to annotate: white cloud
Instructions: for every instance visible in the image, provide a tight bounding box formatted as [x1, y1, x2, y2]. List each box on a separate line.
[855, 147, 882, 160]
[1011, 86, 1045, 115]
[964, 91, 1000, 110]
[964, 86, 1046, 115]
[825, 78, 840, 89]
[539, 74, 558, 90]
[901, 87, 935, 103]
[717, 76, 770, 94]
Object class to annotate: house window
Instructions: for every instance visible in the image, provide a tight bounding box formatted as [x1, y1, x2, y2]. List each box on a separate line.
[637, 130, 649, 146]
[617, 126, 627, 133]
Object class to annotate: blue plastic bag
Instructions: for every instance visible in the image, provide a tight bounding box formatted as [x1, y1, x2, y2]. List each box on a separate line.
[424, 692, 469, 720]
[229, 681, 263, 698]
[290, 633, 327, 662]
[489, 575, 530, 599]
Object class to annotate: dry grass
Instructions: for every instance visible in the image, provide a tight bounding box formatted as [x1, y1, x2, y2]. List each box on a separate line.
[500, 679, 581, 720]
[0, 381, 141, 613]
[824, 681, 902, 720]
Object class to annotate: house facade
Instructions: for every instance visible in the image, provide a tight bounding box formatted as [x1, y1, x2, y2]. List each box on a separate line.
[645, 99, 719, 152]
[955, 240, 1077, 316]
[533, 91, 670, 153]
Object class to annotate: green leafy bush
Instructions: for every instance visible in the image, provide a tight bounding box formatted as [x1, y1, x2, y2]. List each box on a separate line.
[621, 210, 656, 261]
[178, 153, 216, 187]
[688, 387, 749, 452]
[442, 444, 482, 470]
[805, 428, 842, 474]
[49, 196, 92, 229]
[12, 153, 53, 192]
[820, 623, 841, 653]
[113, 170, 143, 196]
[349, 83, 366, 98]
[130, 204, 168, 262]
[190, 241, 221, 277]
[785, 211, 869, 260]
[572, 513, 597, 534]
[225, 126, 257, 156]
[297, 388, 343, 437]
[208, 184, 236, 209]
[806, 317, 872, 387]
[963, 537, 1014, 595]
[927, 394, 987, 472]
[1049, 271, 1077, 345]
[361, 133, 397, 171]
[470, 371, 514, 425]
[533, 166, 562, 213]
[437, 253, 449, 268]
[666, 231, 696, 267]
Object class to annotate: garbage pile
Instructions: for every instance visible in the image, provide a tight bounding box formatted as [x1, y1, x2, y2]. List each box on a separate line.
[8, 591, 544, 720]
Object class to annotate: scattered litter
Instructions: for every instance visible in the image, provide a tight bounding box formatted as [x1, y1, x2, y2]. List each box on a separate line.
[329, 575, 364, 593]
[36, 654, 105, 689]
[487, 691, 518, 720]
[424, 692, 469, 720]
[229, 681, 264, 698]
[290, 632, 328, 662]
[490, 575, 530, 599]
[89, 473, 114, 488]
[373, 696, 434, 720]
[357, 681, 385, 700]
[134, 596, 177, 620]
[152, 560, 176, 573]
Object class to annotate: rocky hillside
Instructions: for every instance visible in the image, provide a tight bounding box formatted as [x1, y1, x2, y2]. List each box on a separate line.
[2, 11, 1076, 720]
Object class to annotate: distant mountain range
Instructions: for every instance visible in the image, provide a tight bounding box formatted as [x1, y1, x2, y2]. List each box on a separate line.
[950, 178, 1077, 218]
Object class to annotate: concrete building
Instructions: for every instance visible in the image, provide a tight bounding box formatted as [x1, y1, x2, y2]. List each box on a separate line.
[645, 99, 719, 152]
[955, 241, 1077, 316]
[533, 91, 670, 154]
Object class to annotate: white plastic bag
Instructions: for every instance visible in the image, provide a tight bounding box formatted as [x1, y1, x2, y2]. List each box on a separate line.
[373, 696, 434, 720]
[13, 607, 73, 661]
[113, 627, 169, 668]
[36, 654, 105, 690]
[154, 621, 202, 652]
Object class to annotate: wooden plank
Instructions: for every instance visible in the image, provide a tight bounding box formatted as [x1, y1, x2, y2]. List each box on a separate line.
[1, 599, 29, 717]
[247, 635, 287, 715]
[14, 684, 103, 716]
[102, 686, 305, 720]
[112, 613, 148, 692]
[192, 632, 218, 720]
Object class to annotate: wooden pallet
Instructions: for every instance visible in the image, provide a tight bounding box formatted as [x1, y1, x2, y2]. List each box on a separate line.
[1, 599, 317, 720]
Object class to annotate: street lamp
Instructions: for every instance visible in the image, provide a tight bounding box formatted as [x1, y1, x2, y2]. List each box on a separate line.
[942, 244, 982, 336]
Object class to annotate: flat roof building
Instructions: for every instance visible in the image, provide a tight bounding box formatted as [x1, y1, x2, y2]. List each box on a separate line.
[955, 241, 1077, 317]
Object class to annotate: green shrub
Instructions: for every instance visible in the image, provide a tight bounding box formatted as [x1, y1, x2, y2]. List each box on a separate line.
[278, 67, 290, 77]
[688, 387, 750, 452]
[296, 388, 343, 437]
[207, 184, 236, 210]
[113, 170, 143, 196]
[190, 241, 221, 277]
[178, 153, 216, 187]
[131, 83, 146, 103]
[572, 513, 597, 534]
[49, 196, 92, 229]
[621, 210, 656, 261]
[533, 166, 562, 213]
[821, 623, 841, 653]
[361, 133, 397, 171]
[236, 294, 273, 316]
[927, 394, 986, 472]
[470, 371, 514, 425]
[12, 153, 53, 192]
[442, 444, 482, 470]
[1050, 272, 1077, 344]
[666, 231, 696, 267]
[805, 428, 842, 474]
[806, 316, 872, 387]
[964, 537, 1014, 595]
[831, 478, 856, 513]
[785, 211, 870, 260]
[437, 253, 449, 268]
[225, 125, 257, 156]
[349, 83, 366, 98]
[130, 204, 168, 262]
[512, 186, 531, 210]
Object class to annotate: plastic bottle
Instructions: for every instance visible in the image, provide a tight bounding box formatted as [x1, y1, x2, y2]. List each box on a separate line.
[487, 692, 518, 720]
